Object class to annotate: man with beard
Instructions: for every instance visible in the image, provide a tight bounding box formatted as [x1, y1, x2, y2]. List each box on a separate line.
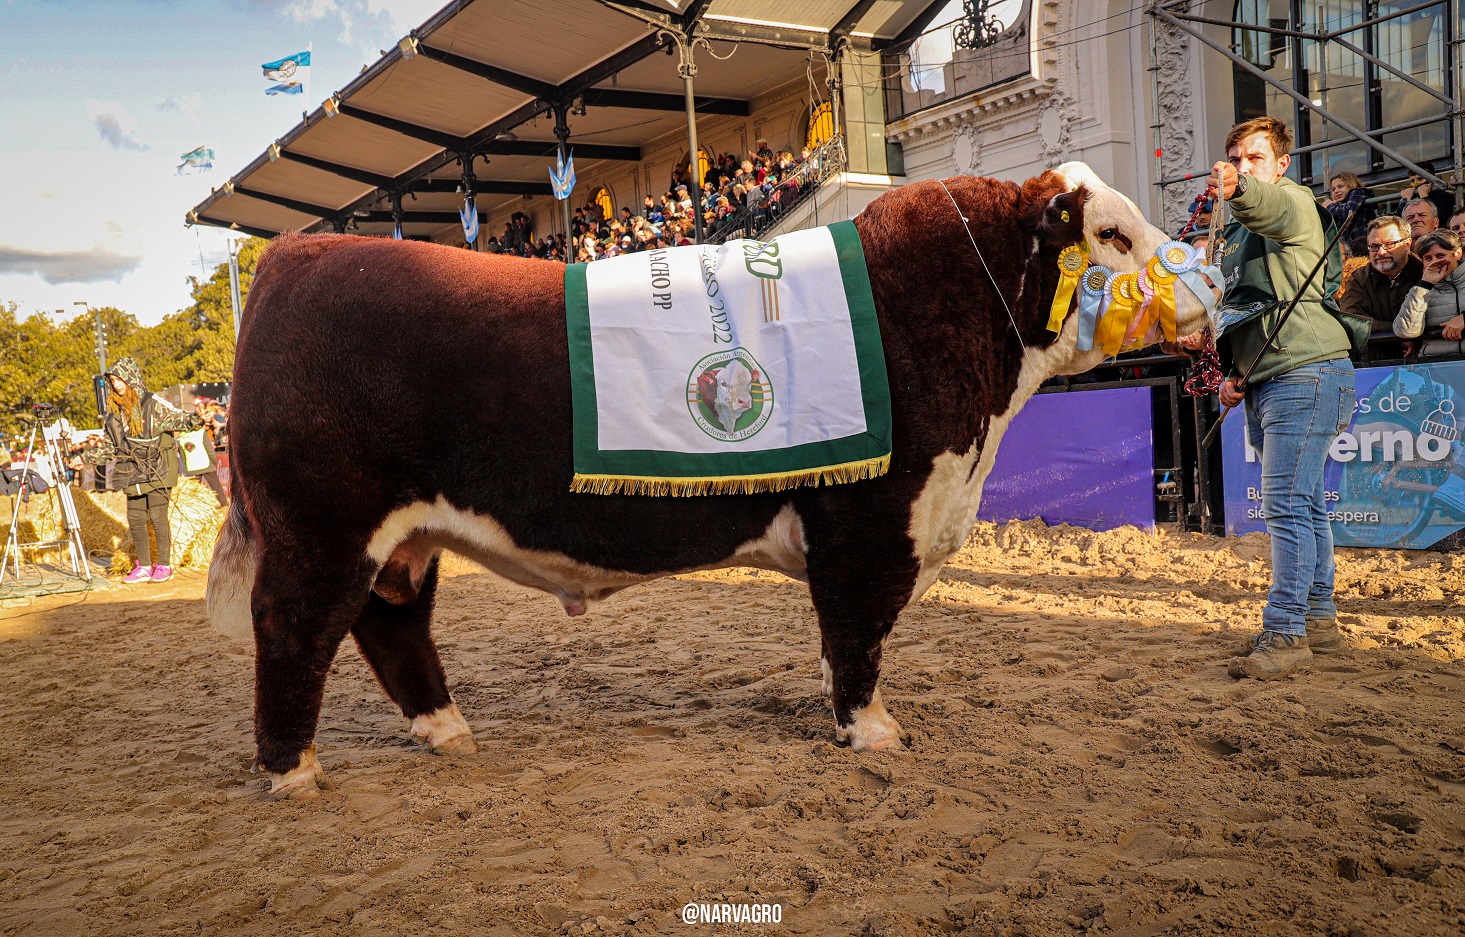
[1340, 216, 1424, 326]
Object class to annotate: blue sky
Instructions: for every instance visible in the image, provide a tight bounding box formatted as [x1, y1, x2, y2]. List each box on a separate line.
[0, 0, 442, 324]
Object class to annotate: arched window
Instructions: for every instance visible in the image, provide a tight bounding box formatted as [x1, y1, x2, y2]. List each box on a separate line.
[590, 185, 614, 224]
[806, 102, 835, 150]
[677, 150, 711, 187]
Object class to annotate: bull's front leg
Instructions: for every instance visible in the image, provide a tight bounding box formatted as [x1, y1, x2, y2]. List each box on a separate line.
[800, 502, 919, 751]
[252, 551, 374, 798]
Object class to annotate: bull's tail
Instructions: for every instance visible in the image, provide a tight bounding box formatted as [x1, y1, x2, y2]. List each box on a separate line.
[206, 494, 257, 640]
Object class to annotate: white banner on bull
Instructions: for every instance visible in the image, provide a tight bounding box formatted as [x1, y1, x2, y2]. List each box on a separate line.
[566, 221, 891, 495]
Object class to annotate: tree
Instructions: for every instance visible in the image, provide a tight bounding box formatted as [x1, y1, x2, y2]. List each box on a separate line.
[0, 236, 264, 437]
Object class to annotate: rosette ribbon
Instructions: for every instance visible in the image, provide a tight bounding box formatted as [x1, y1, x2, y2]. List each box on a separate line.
[1046, 244, 1089, 333]
[1142, 255, 1178, 342]
[1076, 265, 1113, 352]
[1125, 266, 1157, 351]
[1157, 240, 1222, 337]
[1100, 272, 1140, 356]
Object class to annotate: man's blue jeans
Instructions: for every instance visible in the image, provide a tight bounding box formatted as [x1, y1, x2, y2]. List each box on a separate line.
[1243, 359, 1356, 636]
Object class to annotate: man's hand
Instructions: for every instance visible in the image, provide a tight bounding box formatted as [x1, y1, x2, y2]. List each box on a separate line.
[1208, 161, 1240, 201]
[1177, 331, 1207, 351]
[1219, 377, 1245, 408]
[1443, 314, 1464, 342]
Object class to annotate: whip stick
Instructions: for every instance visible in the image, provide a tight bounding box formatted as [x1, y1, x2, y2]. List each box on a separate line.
[1200, 204, 1359, 449]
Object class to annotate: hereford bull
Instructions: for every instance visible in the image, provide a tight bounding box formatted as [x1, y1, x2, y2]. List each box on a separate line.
[208, 163, 1211, 796]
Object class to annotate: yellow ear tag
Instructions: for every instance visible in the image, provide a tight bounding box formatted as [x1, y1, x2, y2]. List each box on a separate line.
[1060, 210, 1070, 223]
[1045, 244, 1089, 333]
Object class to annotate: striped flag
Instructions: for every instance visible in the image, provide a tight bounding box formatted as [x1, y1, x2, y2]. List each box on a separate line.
[459, 195, 479, 245]
[262, 50, 311, 96]
[549, 150, 576, 200]
[176, 145, 214, 175]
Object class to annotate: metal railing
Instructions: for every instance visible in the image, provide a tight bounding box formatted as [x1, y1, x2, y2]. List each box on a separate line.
[702, 135, 847, 245]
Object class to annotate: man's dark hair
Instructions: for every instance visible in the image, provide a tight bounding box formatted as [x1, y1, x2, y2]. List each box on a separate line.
[1225, 116, 1293, 158]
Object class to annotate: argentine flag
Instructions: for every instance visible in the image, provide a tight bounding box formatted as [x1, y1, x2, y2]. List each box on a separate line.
[263, 50, 310, 96]
[177, 146, 214, 176]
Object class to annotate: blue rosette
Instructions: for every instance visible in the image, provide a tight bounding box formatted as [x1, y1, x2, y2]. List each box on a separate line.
[1076, 264, 1113, 351]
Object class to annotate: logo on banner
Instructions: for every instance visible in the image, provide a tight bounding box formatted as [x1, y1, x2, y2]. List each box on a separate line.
[688, 348, 773, 441]
[742, 240, 784, 323]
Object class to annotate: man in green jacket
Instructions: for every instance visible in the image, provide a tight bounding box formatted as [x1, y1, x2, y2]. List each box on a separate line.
[1210, 116, 1357, 679]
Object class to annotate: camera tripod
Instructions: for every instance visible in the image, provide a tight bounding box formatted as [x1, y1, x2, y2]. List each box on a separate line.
[1, 416, 91, 586]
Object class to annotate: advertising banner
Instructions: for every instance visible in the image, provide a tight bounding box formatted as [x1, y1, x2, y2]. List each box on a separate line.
[1222, 362, 1465, 549]
[979, 385, 1156, 532]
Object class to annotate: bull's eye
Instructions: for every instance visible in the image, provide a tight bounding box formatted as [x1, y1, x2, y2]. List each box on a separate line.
[1098, 228, 1119, 240]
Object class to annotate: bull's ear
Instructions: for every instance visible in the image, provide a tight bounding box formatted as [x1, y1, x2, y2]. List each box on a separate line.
[1035, 186, 1087, 246]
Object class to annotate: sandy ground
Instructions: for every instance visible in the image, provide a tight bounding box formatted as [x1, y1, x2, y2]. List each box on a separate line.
[1, 520, 1463, 936]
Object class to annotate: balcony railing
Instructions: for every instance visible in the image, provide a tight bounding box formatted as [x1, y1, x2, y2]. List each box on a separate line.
[703, 134, 848, 245]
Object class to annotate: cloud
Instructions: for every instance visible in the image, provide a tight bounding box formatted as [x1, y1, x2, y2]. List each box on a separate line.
[275, 0, 442, 50]
[155, 92, 203, 127]
[0, 244, 145, 285]
[85, 101, 149, 151]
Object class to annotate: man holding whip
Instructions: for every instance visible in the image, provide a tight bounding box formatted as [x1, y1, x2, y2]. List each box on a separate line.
[1208, 116, 1357, 680]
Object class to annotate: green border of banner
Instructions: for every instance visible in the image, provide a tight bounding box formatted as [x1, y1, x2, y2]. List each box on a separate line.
[565, 220, 891, 485]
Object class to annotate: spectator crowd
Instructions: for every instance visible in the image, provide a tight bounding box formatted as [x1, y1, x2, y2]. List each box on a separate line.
[478, 138, 832, 263]
[1173, 158, 1464, 361]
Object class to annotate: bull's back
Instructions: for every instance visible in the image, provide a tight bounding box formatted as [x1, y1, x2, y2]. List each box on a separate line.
[233, 234, 790, 575]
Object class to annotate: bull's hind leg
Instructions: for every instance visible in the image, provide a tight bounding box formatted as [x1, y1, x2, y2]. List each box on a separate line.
[252, 551, 374, 797]
[353, 554, 477, 755]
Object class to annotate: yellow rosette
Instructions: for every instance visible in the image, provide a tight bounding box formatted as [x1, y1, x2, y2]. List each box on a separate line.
[1100, 273, 1139, 356]
[1144, 255, 1179, 342]
[1046, 244, 1088, 333]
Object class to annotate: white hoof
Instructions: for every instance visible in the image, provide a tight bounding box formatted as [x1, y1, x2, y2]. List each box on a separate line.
[410, 702, 478, 755]
[834, 690, 904, 752]
[820, 657, 833, 698]
[269, 746, 324, 799]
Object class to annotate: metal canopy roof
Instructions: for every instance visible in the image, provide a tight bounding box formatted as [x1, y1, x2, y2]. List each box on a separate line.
[187, 0, 946, 239]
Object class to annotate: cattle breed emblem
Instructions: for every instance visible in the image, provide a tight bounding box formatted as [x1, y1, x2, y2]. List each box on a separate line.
[688, 348, 773, 441]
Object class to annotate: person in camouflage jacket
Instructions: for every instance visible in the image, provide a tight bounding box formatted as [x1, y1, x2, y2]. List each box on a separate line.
[83, 357, 202, 583]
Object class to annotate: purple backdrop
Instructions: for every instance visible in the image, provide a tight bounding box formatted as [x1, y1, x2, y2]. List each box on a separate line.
[977, 385, 1156, 531]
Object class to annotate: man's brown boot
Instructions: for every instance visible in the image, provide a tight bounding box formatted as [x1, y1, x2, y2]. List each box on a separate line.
[1229, 631, 1312, 680]
[1305, 618, 1342, 654]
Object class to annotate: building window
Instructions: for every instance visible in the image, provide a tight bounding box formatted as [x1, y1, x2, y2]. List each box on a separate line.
[1232, 0, 1458, 186]
[590, 185, 614, 224]
[806, 102, 835, 149]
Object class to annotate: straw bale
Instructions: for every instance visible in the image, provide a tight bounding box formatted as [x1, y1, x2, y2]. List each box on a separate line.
[106, 478, 226, 574]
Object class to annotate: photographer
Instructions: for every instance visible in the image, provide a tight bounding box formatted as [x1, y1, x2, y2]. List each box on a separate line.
[83, 358, 201, 584]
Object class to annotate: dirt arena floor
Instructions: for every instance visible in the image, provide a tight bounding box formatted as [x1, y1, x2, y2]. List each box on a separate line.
[1, 519, 1463, 936]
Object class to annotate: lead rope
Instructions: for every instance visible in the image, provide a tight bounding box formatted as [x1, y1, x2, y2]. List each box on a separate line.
[938, 180, 1023, 339]
[1183, 188, 1226, 397]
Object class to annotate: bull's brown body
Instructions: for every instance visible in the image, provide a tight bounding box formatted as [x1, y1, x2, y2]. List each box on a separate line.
[211, 169, 1192, 794]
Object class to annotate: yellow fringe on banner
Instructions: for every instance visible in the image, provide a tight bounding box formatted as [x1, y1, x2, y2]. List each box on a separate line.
[569, 454, 892, 497]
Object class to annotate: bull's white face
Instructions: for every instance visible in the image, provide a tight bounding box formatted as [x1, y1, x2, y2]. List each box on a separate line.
[1053, 162, 1212, 342]
[714, 360, 754, 432]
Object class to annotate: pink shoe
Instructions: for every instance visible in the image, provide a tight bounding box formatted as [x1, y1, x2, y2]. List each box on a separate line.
[122, 563, 151, 584]
[149, 564, 174, 583]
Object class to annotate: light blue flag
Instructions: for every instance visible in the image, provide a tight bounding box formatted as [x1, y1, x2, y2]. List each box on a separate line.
[263, 51, 311, 95]
[460, 195, 479, 245]
[176, 145, 214, 175]
[549, 150, 576, 200]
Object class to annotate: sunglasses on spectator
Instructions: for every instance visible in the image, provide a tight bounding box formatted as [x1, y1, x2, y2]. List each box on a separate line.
[1367, 238, 1409, 253]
